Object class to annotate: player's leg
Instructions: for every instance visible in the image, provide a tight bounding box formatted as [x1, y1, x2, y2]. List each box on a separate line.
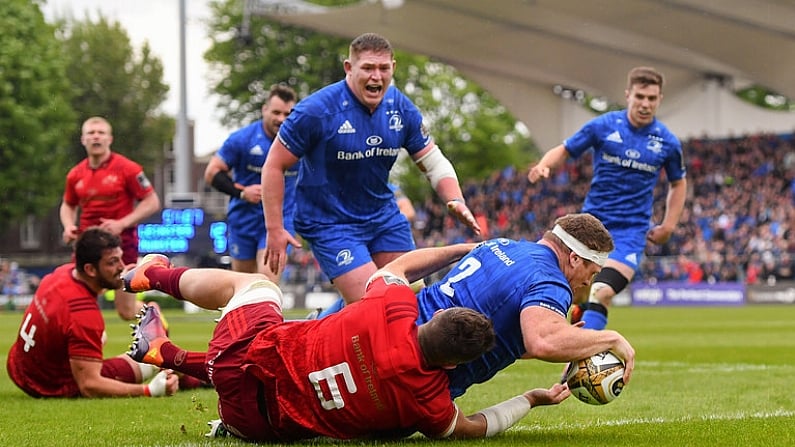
[229, 230, 258, 273]
[580, 261, 634, 330]
[255, 239, 282, 284]
[113, 288, 145, 320]
[124, 254, 272, 310]
[330, 263, 379, 304]
[115, 235, 148, 320]
[298, 224, 374, 304]
[231, 258, 258, 274]
[101, 354, 159, 384]
[127, 303, 208, 382]
[579, 226, 643, 330]
[205, 277, 284, 441]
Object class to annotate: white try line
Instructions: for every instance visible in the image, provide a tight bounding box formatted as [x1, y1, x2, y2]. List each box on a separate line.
[637, 361, 795, 374]
[513, 409, 795, 433]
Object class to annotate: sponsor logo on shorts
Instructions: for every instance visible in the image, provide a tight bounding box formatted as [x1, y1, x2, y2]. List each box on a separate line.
[336, 249, 354, 266]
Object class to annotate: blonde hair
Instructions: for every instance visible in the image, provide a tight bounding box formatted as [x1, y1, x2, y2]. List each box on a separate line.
[82, 116, 112, 135]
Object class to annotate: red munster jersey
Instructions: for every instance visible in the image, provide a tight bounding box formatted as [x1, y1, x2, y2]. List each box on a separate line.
[63, 152, 154, 238]
[6, 264, 105, 397]
[244, 277, 458, 441]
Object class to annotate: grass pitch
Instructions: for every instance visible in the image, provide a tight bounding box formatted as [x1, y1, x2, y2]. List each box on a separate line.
[1, 304, 794, 446]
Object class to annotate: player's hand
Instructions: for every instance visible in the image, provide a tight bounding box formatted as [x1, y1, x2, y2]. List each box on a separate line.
[607, 331, 635, 385]
[527, 164, 550, 183]
[446, 200, 481, 235]
[62, 225, 79, 244]
[146, 369, 179, 397]
[238, 184, 263, 203]
[646, 224, 674, 245]
[523, 382, 571, 407]
[99, 217, 125, 236]
[264, 229, 301, 276]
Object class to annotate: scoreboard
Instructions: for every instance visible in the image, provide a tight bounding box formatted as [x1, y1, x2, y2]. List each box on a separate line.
[137, 208, 228, 255]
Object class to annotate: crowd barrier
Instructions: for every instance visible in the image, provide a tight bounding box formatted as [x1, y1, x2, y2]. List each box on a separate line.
[629, 281, 795, 306]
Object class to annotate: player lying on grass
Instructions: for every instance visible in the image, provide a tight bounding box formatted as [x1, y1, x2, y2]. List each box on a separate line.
[6, 228, 177, 398]
[123, 245, 570, 442]
[314, 213, 636, 398]
[420, 213, 635, 397]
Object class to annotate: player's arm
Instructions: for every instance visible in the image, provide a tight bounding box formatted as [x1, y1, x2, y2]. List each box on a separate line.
[69, 357, 177, 398]
[647, 177, 687, 244]
[124, 191, 161, 227]
[375, 243, 477, 285]
[446, 383, 570, 438]
[412, 142, 480, 235]
[261, 138, 301, 274]
[519, 306, 635, 384]
[204, 155, 244, 199]
[527, 144, 569, 183]
[59, 201, 80, 244]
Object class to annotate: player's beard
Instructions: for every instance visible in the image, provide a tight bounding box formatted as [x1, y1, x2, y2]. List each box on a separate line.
[99, 271, 124, 291]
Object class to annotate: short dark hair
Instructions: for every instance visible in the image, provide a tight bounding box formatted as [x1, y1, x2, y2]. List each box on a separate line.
[267, 83, 297, 105]
[419, 307, 495, 366]
[627, 66, 664, 91]
[74, 227, 121, 273]
[543, 213, 614, 256]
[349, 33, 393, 59]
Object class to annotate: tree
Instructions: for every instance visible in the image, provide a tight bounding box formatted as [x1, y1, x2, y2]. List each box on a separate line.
[391, 58, 536, 200]
[204, 0, 536, 202]
[56, 14, 173, 172]
[0, 0, 75, 229]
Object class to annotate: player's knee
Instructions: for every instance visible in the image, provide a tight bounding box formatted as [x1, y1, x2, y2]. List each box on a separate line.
[591, 267, 629, 303]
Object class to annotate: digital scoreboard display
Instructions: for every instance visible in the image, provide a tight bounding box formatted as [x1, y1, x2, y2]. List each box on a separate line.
[138, 208, 227, 255]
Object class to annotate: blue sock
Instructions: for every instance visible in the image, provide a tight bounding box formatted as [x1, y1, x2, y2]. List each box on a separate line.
[581, 309, 607, 330]
[317, 297, 345, 319]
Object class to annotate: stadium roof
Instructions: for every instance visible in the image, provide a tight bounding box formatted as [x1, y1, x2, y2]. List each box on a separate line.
[249, 0, 795, 148]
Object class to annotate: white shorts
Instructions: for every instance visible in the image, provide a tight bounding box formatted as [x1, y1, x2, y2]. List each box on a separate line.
[219, 279, 283, 320]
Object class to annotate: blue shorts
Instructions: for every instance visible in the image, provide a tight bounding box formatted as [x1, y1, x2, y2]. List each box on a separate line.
[297, 212, 415, 280]
[228, 225, 295, 261]
[605, 222, 649, 272]
[228, 226, 265, 261]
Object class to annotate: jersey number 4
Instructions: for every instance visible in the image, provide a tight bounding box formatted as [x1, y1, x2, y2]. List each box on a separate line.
[19, 313, 37, 352]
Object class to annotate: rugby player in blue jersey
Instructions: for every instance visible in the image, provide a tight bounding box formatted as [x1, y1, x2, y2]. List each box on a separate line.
[415, 213, 635, 398]
[262, 33, 480, 303]
[528, 67, 687, 330]
[205, 84, 297, 281]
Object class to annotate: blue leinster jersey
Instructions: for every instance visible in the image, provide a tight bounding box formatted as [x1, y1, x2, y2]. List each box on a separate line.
[217, 120, 298, 235]
[565, 110, 686, 229]
[277, 80, 432, 226]
[416, 238, 574, 398]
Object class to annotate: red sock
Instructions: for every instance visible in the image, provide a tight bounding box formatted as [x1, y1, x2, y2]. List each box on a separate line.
[145, 266, 189, 300]
[159, 341, 208, 382]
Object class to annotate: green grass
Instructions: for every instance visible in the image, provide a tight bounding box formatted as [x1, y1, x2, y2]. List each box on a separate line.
[1, 305, 794, 446]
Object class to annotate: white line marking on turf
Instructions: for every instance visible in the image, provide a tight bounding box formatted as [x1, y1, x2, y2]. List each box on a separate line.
[638, 361, 794, 374]
[514, 409, 795, 432]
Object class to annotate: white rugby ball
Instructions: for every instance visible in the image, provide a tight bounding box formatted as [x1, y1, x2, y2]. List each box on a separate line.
[565, 351, 625, 405]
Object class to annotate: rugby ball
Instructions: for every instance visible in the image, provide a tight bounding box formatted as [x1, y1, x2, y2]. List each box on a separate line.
[565, 351, 625, 405]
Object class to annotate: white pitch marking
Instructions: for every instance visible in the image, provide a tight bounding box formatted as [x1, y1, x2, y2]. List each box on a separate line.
[513, 409, 795, 433]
